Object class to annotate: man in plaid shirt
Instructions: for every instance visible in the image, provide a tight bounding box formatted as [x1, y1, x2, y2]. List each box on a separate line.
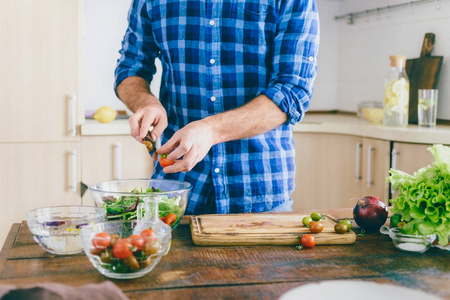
[115, 0, 320, 214]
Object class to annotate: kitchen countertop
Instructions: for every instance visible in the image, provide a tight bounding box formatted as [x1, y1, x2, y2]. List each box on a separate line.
[81, 113, 450, 144]
[0, 209, 449, 299]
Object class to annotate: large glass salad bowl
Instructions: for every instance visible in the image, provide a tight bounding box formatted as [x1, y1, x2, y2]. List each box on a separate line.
[88, 179, 191, 230]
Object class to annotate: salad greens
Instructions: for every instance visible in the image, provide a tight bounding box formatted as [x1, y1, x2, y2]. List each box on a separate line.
[102, 187, 182, 223]
[387, 144, 450, 245]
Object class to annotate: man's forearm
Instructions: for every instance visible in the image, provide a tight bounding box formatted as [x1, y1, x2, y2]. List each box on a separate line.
[116, 76, 158, 112]
[204, 95, 288, 145]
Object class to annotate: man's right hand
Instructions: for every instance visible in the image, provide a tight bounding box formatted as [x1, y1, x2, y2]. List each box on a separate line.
[116, 76, 168, 145]
[128, 97, 167, 143]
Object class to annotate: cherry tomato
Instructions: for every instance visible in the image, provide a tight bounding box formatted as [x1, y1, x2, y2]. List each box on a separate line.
[340, 219, 352, 231]
[140, 228, 157, 242]
[91, 232, 111, 250]
[112, 239, 133, 259]
[302, 216, 312, 227]
[300, 234, 316, 248]
[160, 217, 166, 223]
[123, 255, 140, 270]
[334, 223, 348, 234]
[309, 221, 324, 233]
[310, 212, 322, 222]
[165, 213, 177, 226]
[159, 154, 175, 167]
[128, 234, 144, 250]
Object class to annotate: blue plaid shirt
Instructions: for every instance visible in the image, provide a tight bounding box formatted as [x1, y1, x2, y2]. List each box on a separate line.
[115, 0, 320, 214]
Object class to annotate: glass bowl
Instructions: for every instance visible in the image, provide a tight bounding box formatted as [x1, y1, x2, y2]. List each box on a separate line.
[80, 220, 171, 279]
[26, 206, 107, 255]
[357, 101, 384, 123]
[380, 226, 436, 253]
[88, 179, 191, 230]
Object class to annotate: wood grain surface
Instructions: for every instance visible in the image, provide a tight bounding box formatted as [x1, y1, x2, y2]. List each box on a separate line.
[190, 212, 356, 246]
[0, 209, 449, 300]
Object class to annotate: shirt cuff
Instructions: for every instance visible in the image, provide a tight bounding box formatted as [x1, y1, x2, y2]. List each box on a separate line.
[257, 84, 305, 125]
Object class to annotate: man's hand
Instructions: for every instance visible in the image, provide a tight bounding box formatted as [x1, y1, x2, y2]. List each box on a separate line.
[116, 76, 168, 149]
[128, 98, 167, 143]
[156, 120, 216, 173]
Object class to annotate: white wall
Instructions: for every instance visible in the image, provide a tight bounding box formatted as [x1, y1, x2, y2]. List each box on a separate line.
[83, 0, 161, 113]
[334, 0, 450, 120]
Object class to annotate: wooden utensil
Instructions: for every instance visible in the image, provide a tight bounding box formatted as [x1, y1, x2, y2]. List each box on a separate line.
[405, 33, 443, 124]
[190, 212, 356, 246]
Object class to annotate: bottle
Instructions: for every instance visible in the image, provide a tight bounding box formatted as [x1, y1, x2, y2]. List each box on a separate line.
[383, 55, 410, 127]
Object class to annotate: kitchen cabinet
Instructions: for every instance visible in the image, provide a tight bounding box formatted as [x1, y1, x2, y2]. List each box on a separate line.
[292, 133, 390, 211]
[0, 0, 82, 143]
[81, 136, 154, 205]
[0, 143, 81, 247]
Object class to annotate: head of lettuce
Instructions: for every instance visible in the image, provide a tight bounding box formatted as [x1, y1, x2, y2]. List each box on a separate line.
[387, 144, 450, 246]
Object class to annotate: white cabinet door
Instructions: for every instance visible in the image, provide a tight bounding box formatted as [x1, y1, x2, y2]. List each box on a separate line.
[293, 133, 390, 211]
[81, 136, 154, 205]
[0, 143, 82, 246]
[0, 0, 81, 142]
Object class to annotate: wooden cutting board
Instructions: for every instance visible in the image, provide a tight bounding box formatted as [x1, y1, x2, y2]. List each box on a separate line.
[190, 213, 356, 246]
[406, 33, 443, 124]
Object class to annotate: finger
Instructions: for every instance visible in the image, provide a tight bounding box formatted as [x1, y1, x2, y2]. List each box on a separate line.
[163, 149, 198, 173]
[156, 136, 179, 155]
[139, 113, 155, 142]
[128, 113, 143, 141]
[151, 116, 167, 141]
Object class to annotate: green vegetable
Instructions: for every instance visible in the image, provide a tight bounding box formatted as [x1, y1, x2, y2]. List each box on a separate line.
[389, 213, 402, 228]
[102, 187, 182, 224]
[387, 144, 450, 245]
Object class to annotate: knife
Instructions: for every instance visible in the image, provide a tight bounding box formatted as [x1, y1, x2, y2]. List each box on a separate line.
[143, 126, 159, 157]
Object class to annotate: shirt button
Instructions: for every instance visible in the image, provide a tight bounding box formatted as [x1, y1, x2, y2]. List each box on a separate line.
[210, 96, 216, 102]
[209, 20, 215, 26]
[214, 168, 220, 174]
[308, 56, 314, 62]
[210, 59, 216, 65]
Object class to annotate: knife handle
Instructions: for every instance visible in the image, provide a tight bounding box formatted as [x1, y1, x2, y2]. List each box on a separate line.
[420, 33, 435, 57]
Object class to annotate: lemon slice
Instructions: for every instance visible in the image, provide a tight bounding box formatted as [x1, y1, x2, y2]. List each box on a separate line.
[93, 106, 117, 123]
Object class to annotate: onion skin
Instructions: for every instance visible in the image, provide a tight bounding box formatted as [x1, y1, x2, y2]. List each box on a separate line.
[353, 196, 388, 233]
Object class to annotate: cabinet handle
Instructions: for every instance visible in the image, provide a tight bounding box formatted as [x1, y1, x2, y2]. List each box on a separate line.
[355, 142, 362, 182]
[366, 146, 374, 188]
[391, 148, 399, 194]
[69, 93, 77, 136]
[69, 150, 77, 192]
[114, 143, 122, 180]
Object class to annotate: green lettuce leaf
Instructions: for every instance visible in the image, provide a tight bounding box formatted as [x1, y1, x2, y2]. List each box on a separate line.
[387, 144, 450, 245]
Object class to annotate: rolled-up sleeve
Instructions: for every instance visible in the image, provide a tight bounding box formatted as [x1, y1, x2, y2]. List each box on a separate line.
[114, 0, 159, 93]
[258, 0, 320, 125]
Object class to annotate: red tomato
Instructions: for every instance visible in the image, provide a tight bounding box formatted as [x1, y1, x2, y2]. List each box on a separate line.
[112, 239, 132, 259]
[309, 221, 324, 233]
[160, 217, 166, 223]
[128, 234, 144, 250]
[300, 234, 316, 248]
[159, 154, 175, 167]
[91, 232, 111, 250]
[165, 213, 177, 226]
[140, 228, 156, 242]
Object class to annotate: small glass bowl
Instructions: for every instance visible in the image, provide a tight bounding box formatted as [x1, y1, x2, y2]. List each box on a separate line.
[26, 206, 107, 255]
[380, 226, 436, 253]
[357, 101, 384, 123]
[80, 220, 171, 279]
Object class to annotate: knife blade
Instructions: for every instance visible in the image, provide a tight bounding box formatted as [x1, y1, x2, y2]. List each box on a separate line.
[143, 126, 158, 157]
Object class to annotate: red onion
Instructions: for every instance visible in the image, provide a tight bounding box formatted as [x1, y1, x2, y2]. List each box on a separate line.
[353, 196, 388, 233]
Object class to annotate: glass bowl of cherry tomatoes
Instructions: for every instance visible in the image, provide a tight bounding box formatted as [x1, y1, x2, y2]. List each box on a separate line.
[80, 219, 171, 279]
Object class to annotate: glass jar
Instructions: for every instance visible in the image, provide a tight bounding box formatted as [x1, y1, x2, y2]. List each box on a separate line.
[383, 55, 410, 127]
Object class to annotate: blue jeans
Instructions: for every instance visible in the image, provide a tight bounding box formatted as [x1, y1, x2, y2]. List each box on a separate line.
[268, 199, 293, 212]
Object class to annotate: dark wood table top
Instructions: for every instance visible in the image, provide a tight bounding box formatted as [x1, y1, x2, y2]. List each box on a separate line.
[0, 209, 449, 299]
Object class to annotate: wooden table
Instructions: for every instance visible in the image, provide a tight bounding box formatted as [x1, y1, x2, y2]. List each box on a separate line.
[0, 209, 449, 299]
